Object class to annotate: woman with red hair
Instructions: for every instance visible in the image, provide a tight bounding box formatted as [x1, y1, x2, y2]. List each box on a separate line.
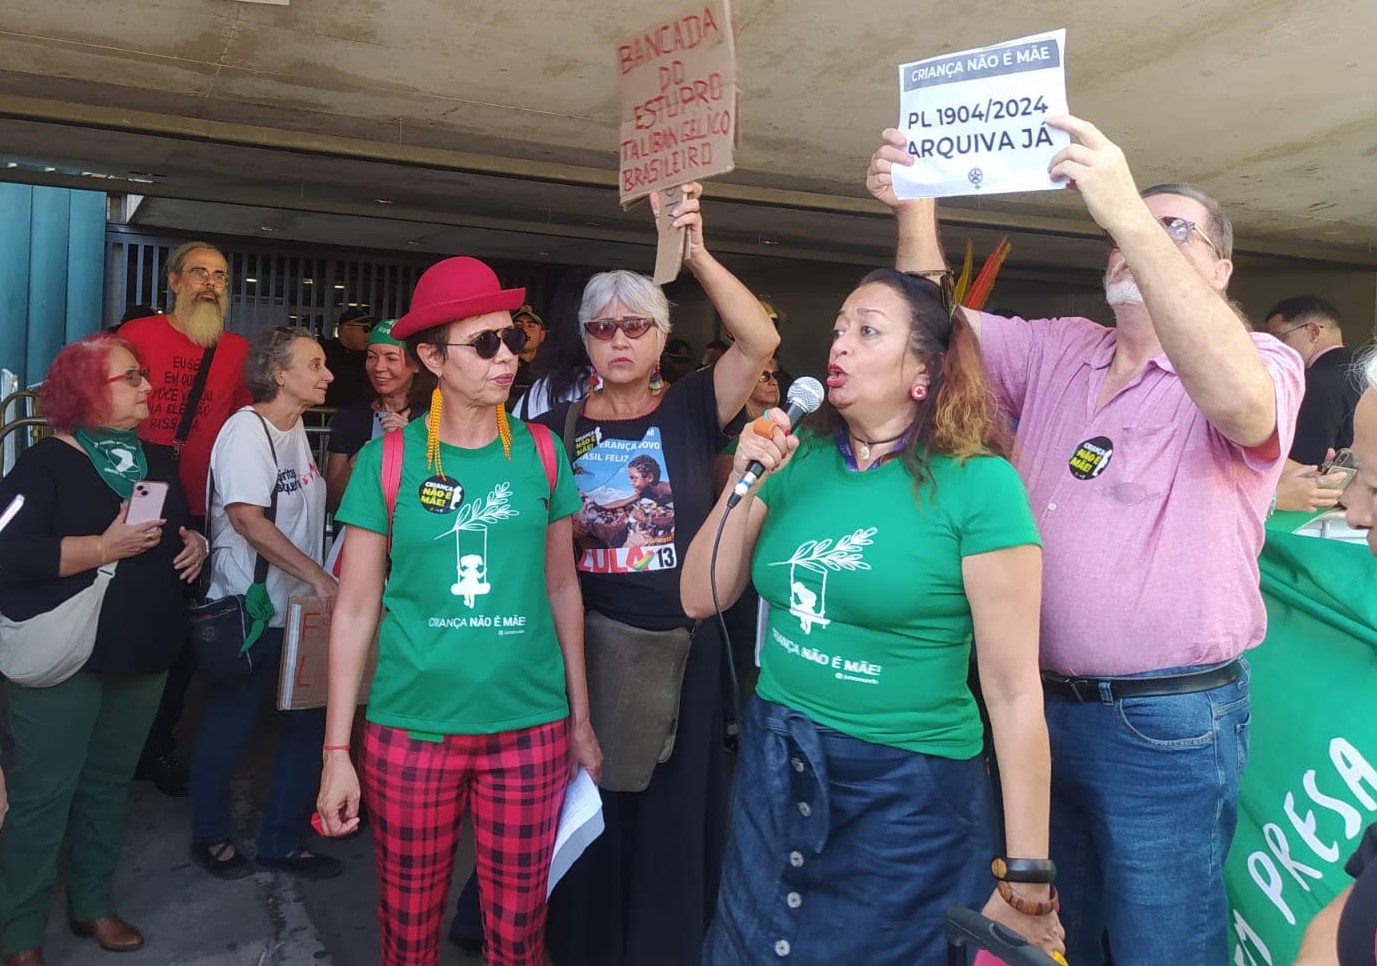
[681, 269, 1063, 964]
[0, 333, 207, 966]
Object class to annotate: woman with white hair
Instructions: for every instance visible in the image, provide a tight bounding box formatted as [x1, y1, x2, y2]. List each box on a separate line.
[538, 182, 778, 966]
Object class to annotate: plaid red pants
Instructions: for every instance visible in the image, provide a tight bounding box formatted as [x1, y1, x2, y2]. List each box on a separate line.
[361, 718, 569, 966]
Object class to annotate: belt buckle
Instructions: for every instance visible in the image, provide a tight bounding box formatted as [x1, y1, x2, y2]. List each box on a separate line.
[1061, 676, 1099, 703]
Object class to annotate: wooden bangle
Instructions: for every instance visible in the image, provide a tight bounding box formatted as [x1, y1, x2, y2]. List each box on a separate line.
[996, 880, 1059, 917]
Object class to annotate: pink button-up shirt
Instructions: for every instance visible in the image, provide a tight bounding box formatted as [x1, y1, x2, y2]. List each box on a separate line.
[977, 312, 1304, 675]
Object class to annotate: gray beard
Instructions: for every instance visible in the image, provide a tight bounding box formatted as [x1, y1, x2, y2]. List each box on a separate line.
[175, 293, 227, 347]
[1104, 277, 1145, 306]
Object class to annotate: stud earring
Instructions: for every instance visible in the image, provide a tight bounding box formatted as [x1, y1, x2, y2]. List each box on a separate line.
[910, 384, 928, 401]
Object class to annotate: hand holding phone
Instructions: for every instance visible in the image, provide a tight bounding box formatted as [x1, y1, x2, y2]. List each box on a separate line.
[127, 481, 169, 524]
[1319, 449, 1358, 491]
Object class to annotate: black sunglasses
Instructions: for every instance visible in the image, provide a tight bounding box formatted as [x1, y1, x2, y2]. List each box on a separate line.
[443, 326, 528, 360]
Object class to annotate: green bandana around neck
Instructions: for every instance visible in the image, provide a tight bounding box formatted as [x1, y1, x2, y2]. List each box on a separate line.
[73, 426, 147, 499]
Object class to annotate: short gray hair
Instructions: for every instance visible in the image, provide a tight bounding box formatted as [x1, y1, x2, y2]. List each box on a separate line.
[245, 326, 318, 402]
[578, 271, 672, 339]
[1357, 348, 1377, 394]
[165, 241, 226, 279]
[1141, 183, 1234, 260]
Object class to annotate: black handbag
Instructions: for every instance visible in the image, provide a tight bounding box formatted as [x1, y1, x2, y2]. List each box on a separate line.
[188, 412, 278, 680]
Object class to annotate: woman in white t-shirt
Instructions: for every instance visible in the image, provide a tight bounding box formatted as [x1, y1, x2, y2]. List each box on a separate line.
[188, 326, 342, 882]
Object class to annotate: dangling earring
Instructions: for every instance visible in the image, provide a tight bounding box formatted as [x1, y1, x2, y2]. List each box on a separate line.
[426, 387, 444, 477]
[495, 404, 512, 461]
[588, 371, 604, 394]
[649, 363, 666, 393]
[910, 384, 928, 402]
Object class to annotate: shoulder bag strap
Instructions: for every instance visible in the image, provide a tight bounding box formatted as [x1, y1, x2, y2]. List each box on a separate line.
[173, 343, 218, 461]
[560, 397, 585, 462]
[526, 422, 558, 495]
[249, 411, 279, 585]
[381, 426, 405, 554]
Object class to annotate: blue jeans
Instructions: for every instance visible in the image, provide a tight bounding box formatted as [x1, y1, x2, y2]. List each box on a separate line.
[705, 698, 995, 965]
[189, 628, 326, 860]
[1046, 660, 1251, 966]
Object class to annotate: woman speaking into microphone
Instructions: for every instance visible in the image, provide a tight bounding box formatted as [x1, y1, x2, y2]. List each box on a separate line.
[681, 269, 1064, 963]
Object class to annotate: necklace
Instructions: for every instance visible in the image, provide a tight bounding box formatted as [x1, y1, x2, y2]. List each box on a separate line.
[849, 429, 910, 462]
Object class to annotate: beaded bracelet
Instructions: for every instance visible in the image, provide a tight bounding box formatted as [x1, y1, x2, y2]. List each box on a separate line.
[996, 880, 1060, 917]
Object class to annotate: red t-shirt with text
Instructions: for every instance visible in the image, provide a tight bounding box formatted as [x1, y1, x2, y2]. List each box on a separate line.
[121, 316, 252, 517]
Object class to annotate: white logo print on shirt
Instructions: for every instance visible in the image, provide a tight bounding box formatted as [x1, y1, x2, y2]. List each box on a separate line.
[436, 482, 518, 607]
[768, 528, 875, 635]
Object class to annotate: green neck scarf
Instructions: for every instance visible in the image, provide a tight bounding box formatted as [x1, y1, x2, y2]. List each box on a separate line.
[73, 426, 147, 499]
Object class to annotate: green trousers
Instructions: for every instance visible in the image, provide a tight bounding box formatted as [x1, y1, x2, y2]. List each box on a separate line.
[0, 670, 165, 954]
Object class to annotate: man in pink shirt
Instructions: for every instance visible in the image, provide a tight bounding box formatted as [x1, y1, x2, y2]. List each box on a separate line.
[868, 117, 1304, 965]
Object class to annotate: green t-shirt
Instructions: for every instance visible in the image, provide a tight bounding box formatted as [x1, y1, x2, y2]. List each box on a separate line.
[752, 437, 1041, 757]
[335, 418, 582, 735]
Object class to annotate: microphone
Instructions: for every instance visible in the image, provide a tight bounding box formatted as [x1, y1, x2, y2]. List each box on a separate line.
[727, 376, 824, 508]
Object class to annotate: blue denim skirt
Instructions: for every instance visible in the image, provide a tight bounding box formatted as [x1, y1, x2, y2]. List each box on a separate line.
[705, 698, 996, 965]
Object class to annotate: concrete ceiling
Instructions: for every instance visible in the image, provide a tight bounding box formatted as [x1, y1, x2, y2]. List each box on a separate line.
[1, 0, 1375, 272]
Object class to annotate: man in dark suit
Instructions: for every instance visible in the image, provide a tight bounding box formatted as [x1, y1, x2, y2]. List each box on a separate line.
[1267, 295, 1362, 511]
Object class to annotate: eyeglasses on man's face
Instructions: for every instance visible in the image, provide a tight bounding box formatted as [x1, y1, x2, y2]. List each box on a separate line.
[1106, 216, 1222, 259]
[584, 317, 656, 341]
[443, 326, 528, 361]
[181, 266, 230, 287]
[106, 368, 150, 387]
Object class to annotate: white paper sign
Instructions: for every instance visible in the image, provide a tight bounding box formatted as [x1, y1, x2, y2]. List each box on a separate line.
[548, 768, 604, 896]
[893, 29, 1070, 199]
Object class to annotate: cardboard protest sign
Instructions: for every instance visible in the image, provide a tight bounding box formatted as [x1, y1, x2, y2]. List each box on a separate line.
[277, 595, 377, 711]
[617, 0, 738, 209]
[893, 29, 1070, 199]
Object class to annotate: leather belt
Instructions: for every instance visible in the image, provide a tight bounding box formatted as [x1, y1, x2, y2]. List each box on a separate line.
[1041, 660, 1242, 703]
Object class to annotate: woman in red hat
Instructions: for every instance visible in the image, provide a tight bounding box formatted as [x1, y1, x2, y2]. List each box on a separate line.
[538, 183, 779, 966]
[315, 256, 602, 966]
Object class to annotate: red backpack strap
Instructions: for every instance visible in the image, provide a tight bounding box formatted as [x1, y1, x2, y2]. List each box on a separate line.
[381, 428, 405, 552]
[526, 421, 558, 494]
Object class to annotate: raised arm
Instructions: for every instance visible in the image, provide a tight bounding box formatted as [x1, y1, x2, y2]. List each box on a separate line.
[664, 183, 779, 427]
[866, 129, 948, 269]
[1045, 115, 1279, 449]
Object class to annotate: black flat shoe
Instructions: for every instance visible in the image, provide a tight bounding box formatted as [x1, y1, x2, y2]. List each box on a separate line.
[135, 755, 189, 797]
[189, 841, 254, 880]
[258, 850, 343, 881]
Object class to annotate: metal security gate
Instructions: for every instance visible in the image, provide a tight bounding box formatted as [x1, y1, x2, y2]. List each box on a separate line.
[105, 228, 437, 340]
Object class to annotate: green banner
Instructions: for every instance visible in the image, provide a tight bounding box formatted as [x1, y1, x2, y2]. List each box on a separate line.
[1225, 527, 1377, 965]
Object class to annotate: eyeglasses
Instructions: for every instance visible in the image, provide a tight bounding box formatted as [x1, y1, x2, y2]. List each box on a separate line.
[1107, 217, 1222, 259]
[106, 368, 150, 387]
[758, 371, 779, 383]
[443, 326, 528, 360]
[584, 317, 656, 341]
[1274, 322, 1311, 340]
[181, 266, 230, 286]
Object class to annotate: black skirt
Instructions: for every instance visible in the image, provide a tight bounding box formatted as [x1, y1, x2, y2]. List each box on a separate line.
[545, 618, 730, 966]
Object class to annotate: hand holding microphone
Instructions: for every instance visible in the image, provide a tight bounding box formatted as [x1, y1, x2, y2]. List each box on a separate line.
[727, 377, 824, 508]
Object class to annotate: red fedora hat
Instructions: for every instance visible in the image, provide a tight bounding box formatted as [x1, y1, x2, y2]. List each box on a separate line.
[393, 257, 525, 340]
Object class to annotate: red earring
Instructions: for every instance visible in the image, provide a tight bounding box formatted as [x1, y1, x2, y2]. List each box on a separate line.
[911, 384, 928, 401]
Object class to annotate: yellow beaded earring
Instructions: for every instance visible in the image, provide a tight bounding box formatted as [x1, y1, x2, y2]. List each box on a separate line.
[495, 404, 512, 461]
[426, 387, 444, 477]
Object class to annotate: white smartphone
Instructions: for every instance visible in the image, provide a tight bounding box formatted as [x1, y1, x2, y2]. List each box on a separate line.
[127, 481, 169, 524]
